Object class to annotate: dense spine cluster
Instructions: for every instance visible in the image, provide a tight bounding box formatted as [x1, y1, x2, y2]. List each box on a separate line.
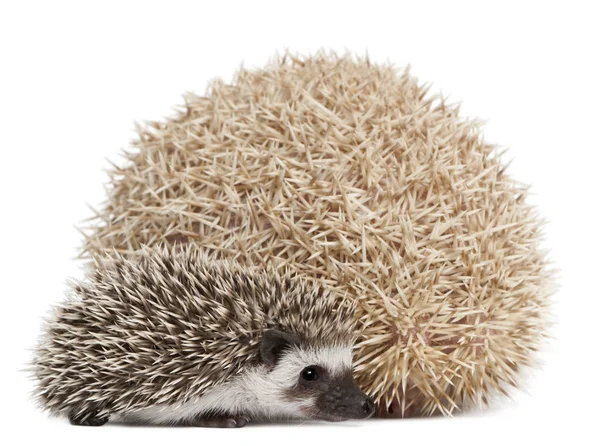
[80, 52, 552, 415]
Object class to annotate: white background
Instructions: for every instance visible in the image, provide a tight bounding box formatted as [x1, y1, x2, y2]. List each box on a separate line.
[1, 1, 598, 444]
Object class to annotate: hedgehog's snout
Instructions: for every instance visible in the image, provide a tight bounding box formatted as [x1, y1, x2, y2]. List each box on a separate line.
[362, 398, 375, 418]
[338, 387, 375, 420]
[311, 372, 376, 421]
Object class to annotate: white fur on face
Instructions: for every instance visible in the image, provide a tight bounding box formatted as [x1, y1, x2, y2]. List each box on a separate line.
[119, 344, 353, 425]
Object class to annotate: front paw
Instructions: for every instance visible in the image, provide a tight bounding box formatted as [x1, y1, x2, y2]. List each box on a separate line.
[190, 414, 250, 428]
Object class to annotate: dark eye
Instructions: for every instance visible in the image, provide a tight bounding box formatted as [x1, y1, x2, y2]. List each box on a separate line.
[301, 366, 319, 381]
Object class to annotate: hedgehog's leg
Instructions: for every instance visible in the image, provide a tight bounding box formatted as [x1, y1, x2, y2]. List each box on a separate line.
[189, 414, 249, 428]
[68, 409, 109, 427]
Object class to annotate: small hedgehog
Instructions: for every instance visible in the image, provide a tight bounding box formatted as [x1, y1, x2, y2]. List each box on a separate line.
[33, 245, 374, 427]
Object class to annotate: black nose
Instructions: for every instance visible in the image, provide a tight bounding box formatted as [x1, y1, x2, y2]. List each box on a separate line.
[362, 398, 375, 417]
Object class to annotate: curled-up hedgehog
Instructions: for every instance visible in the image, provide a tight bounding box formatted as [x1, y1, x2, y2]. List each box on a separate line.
[32, 245, 374, 427]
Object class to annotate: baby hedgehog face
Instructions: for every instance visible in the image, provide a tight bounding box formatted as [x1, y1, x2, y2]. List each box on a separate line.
[260, 330, 375, 422]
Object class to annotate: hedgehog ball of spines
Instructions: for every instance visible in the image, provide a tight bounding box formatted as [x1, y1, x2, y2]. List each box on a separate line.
[81, 52, 553, 416]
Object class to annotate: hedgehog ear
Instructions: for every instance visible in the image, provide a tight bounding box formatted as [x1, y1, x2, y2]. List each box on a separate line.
[260, 329, 300, 367]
